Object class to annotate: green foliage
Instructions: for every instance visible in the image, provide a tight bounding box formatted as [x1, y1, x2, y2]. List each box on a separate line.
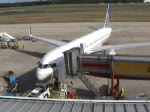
[0, 4, 149, 23]
[0, 0, 144, 8]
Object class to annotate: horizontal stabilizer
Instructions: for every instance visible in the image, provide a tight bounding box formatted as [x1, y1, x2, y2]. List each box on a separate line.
[91, 42, 150, 53]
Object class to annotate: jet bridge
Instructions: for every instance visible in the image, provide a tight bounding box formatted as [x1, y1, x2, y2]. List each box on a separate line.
[80, 54, 150, 80]
[64, 48, 150, 80]
[63, 48, 150, 98]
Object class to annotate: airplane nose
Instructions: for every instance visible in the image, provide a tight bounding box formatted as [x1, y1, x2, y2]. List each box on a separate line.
[36, 74, 44, 81]
[36, 68, 53, 81]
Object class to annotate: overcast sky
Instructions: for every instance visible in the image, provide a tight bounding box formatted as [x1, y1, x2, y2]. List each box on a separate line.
[0, 0, 39, 3]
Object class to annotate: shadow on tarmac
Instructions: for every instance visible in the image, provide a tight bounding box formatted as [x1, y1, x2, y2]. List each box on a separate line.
[76, 88, 95, 99]
[18, 68, 38, 94]
[62, 39, 71, 42]
[14, 49, 45, 59]
[10, 49, 43, 95]
[2, 68, 38, 96]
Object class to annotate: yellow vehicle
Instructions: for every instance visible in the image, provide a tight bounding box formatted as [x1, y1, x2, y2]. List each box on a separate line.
[0, 33, 19, 49]
[0, 39, 8, 48]
[8, 39, 19, 49]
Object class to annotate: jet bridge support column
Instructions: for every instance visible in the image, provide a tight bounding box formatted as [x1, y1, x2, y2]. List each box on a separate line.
[111, 71, 120, 99]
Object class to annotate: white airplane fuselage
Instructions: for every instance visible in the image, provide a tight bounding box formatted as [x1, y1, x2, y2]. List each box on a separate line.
[37, 27, 112, 81]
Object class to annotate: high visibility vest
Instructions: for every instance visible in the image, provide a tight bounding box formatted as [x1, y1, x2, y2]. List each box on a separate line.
[121, 88, 125, 97]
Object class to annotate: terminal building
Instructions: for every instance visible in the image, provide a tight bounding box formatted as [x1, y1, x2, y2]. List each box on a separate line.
[0, 96, 150, 112]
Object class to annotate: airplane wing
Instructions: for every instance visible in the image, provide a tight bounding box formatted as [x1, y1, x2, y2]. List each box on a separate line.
[30, 35, 67, 46]
[91, 42, 150, 53]
[29, 27, 67, 46]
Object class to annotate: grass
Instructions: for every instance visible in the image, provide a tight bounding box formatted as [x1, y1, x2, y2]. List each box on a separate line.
[0, 4, 149, 24]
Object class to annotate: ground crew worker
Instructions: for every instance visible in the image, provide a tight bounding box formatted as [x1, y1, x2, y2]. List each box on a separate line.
[119, 88, 125, 100]
[11, 83, 19, 96]
[23, 44, 24, 50]
[9, 70, 14, 75]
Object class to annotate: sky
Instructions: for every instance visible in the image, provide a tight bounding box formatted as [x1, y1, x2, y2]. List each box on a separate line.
[0, 0, 39, 3]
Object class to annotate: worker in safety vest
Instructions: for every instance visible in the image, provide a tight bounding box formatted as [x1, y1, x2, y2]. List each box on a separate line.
[119, 88, 125, 100]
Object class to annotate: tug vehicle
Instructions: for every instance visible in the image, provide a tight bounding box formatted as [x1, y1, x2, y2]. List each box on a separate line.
[27, 82, 51, 98]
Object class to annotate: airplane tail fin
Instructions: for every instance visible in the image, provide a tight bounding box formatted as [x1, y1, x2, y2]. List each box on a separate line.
[104, 3, 112, 28]
[29, 26, 32, 36]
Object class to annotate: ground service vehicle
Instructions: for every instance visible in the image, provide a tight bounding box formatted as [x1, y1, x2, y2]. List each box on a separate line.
[0, 39, 8, 48]
[8, 39, 19, 49]
[27, 82, 51, 98]
[0, 32, 19, 49]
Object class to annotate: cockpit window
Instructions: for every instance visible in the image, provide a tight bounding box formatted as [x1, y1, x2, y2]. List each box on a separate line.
[49, 63, 56, 68]
[38, 63, 49, 69]
[38, 63, 56, 69]
[38, 63, 42, 68]
[43, 64, 49, 69]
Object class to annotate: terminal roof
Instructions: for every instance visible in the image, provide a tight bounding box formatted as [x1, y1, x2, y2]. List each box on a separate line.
[0, 96, 149, 112]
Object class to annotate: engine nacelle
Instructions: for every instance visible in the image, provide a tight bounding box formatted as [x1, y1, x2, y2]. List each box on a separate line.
[109, 49, 117, 55]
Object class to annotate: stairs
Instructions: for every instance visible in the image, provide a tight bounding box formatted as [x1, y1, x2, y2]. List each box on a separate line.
[78, 55, 113, 96]
[78, 74, 101, 96]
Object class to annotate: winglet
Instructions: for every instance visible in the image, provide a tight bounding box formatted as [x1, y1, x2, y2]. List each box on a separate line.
[29, 26, 32, 36]
[104, 3, 112, 28]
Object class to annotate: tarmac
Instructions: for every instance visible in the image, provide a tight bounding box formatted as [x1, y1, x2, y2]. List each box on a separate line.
[0, 22, 150, 99]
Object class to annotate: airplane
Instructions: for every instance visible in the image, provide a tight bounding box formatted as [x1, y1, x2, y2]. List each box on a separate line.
[29, 4, 150, 83]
